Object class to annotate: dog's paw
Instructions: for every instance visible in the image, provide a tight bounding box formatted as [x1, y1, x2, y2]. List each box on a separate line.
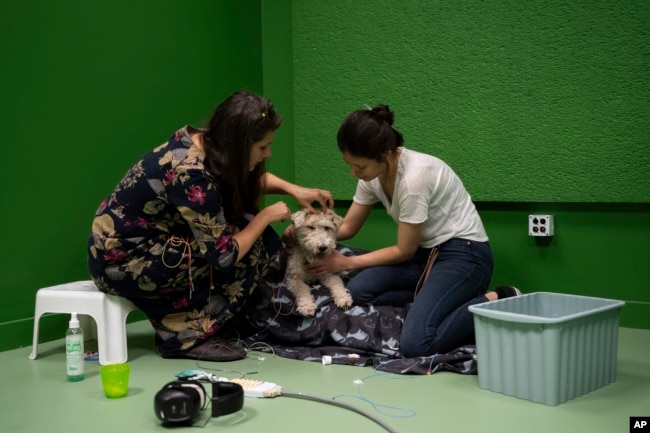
[296, 301, 318, 317]
[333, 292, 353, 310]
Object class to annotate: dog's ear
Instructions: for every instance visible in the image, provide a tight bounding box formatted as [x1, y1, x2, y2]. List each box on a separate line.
[333, 214, 343, 230]
[328, 209, 344, 230]
[291, 210, 306, 226]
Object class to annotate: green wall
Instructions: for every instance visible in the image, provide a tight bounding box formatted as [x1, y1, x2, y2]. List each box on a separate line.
[1, 1, 648, 353]
[0, 0, 266, 351]
[285, 1, 649, 329]
[291, 0, 649, 203]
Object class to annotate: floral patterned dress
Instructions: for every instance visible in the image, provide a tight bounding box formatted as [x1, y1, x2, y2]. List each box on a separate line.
[87, 126, 282, 357]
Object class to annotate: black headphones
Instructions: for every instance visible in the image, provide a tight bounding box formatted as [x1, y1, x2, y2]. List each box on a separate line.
[154, 380, 244, 426]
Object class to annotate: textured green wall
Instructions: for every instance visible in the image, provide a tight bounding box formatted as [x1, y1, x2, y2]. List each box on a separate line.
[291, 0, 649, 202]
[264, 1, 649, 330]
[0, 0, 265, 351]
[261, 0, 295, 182]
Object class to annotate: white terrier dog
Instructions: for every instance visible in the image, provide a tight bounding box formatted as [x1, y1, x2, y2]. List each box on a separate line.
[284, 209, 353, 317]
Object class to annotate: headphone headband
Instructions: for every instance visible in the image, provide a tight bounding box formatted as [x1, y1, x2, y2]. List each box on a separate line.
[211, 381, 244, 417]
[154, 380, 244, 426]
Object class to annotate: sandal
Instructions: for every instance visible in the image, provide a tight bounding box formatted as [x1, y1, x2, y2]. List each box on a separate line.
[182, 339, 247, 362]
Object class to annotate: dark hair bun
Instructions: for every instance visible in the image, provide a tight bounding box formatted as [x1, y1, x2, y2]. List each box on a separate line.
[371, 104, 394, 126]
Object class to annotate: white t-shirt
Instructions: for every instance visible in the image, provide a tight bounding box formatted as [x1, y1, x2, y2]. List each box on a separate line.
[352, 148, 488, 248]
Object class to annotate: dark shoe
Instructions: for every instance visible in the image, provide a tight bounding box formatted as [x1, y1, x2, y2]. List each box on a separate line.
[494, 285, 522, 299]
[183, 339, 246, 362]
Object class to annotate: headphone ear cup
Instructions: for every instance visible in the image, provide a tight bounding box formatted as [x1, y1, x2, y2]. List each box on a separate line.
[177, 382, 206, 409]
[154, 381, 207, 424]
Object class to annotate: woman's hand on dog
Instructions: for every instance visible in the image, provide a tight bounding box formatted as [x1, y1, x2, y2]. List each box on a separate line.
[292, 186, 334, 213]
[305, 250, 348, 275]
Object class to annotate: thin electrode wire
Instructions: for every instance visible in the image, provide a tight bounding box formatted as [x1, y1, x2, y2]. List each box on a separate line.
[332, 372, 417, 419]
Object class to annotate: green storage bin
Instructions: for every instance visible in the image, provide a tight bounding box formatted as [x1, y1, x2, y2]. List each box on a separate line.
[468, 292, 625, 406]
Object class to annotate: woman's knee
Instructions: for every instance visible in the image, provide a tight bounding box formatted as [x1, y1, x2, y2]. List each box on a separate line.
[347, 265, 420, 306]
[346, 277, 373, 305]
[399, 330, 433, 358]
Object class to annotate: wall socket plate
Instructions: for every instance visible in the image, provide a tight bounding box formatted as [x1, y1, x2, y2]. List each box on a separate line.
[529, 215, 554, 236]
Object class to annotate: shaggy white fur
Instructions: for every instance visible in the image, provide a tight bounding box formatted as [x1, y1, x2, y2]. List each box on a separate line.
[284, 209, 353, 317]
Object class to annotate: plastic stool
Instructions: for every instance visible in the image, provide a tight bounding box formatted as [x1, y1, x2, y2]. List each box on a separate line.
[29, 280, 138, 365]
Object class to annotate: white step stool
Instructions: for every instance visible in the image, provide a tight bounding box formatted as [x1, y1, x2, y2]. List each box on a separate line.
[29, 280, 138, 365]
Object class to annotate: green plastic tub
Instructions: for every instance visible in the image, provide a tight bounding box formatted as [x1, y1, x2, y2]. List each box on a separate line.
[469, 292, 625, 406]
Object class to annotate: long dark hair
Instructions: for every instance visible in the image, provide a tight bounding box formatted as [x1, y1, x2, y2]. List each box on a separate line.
[202, 90, 282, 220]
[337, 104, 404, 162]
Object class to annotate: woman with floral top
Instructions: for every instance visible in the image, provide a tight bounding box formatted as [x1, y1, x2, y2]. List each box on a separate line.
[87, 90, 333, 360]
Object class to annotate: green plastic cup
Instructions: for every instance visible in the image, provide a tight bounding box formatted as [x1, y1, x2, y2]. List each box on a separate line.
[99, 363, 130, 398]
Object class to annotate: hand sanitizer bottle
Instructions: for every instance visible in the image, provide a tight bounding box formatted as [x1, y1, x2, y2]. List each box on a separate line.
[66, 313, 85, 382]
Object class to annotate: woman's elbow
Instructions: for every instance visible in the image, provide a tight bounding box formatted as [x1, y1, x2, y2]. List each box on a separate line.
[336, 227, 356, 241]
[396, 246, 418, 262]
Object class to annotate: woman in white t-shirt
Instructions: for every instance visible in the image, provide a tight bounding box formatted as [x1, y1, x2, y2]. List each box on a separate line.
[309, 104, 520, 357]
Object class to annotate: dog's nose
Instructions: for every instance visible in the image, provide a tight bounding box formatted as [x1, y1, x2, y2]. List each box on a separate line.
[318, 245, 328, 253]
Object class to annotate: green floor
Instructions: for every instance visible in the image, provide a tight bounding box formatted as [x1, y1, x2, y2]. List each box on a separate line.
[2, 320, 648, 433]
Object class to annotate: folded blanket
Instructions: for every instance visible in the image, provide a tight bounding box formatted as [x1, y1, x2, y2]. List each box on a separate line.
[242, 245, 477, 375]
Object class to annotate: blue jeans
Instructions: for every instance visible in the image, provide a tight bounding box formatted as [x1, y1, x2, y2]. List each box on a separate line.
[347, 238, 494, 357]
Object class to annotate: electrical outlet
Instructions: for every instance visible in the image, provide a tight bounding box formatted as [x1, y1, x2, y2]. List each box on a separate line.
[529, 215, 554, 237]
